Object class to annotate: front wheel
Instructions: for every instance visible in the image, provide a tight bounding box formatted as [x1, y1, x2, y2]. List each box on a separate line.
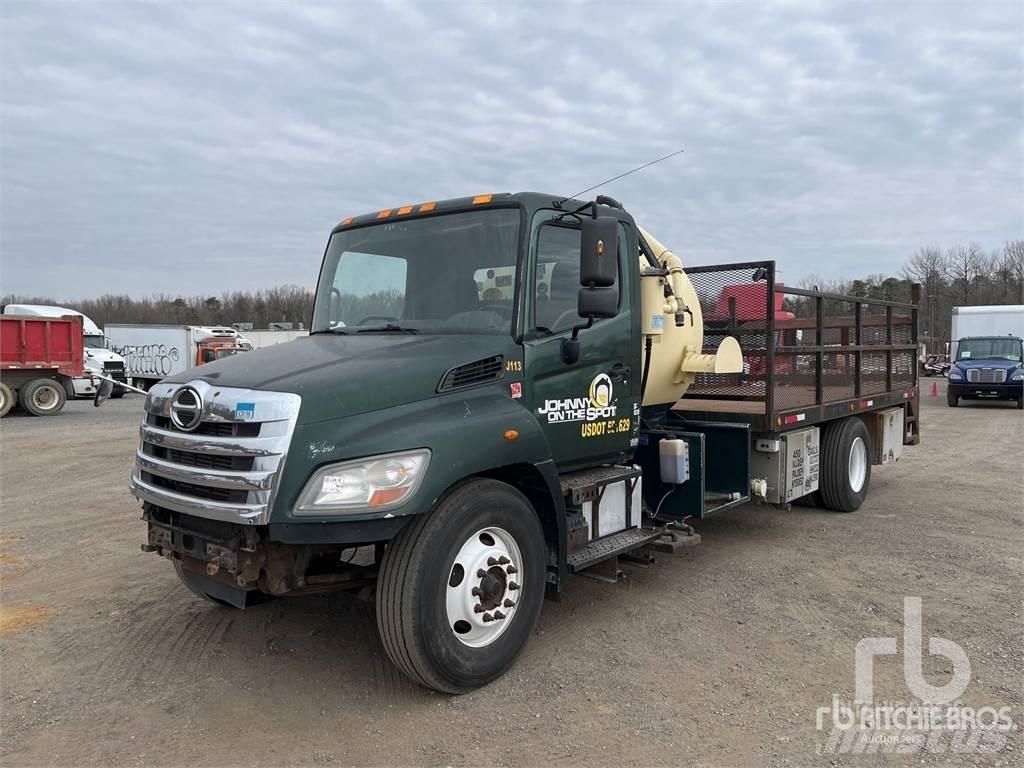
[376, 479, 546, 693]
[20, 378, 67, 416]
[820, 417, 872, 513]
[947, 390, 959, 407]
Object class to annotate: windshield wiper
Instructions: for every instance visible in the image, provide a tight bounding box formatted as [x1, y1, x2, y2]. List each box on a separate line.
[310, 327, 351, 335]
[356, 324, 418, 334]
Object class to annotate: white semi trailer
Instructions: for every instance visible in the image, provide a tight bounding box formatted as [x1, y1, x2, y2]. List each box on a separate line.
[950, 305, 1024, 360]
[105, 324, 251, 390]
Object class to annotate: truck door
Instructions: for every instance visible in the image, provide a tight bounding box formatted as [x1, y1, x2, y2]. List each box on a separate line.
[523, 213, 640, 470]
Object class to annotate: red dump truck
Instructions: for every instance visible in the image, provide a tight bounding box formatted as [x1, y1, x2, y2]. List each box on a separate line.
[0, 314, 85, 417]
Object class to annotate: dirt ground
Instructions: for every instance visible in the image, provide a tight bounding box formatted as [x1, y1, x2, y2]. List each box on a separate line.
[1, 381, 1021, 767]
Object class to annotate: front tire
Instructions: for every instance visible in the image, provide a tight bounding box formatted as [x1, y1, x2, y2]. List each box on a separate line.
[20, 378, 67, 416]
[947, 390, 959, 407]
[376, 479, 546, 693]
[820, 417, 872, 513]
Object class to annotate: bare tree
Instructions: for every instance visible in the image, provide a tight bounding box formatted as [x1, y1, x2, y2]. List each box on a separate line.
[903, 248, 947, 343]
[1004, 240, 1024, 304]
[946, 243, 983, 306]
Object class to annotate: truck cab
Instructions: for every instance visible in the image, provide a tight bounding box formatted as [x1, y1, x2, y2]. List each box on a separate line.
[946, 335, 1024, 408]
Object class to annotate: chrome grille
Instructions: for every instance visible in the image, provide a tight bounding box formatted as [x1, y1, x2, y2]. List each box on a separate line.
[966, 369, 1006, 384]
[131, 381, 301, 525]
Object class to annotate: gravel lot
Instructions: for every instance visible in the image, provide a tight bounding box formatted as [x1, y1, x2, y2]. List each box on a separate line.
[1, 382, 1021, 767]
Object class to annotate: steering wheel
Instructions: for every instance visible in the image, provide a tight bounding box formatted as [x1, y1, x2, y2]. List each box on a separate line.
[478, 304, 513, 317]
[357, 315, 399, 326]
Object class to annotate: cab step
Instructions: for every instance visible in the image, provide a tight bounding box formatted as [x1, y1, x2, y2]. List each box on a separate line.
[559, 464, 642, 505]
[567, 526, 664, 572]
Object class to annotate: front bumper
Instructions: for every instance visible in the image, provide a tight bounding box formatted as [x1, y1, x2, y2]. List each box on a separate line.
[948, 381, 1022, 399]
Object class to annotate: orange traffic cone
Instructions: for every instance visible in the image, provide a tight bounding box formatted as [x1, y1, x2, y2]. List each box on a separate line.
[930, 382, 938, 397]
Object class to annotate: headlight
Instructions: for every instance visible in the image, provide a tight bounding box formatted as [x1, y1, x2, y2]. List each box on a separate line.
[1012, 371, 1024, 381]
[949, 371, 963, 380]
[294, 449, 430, 515]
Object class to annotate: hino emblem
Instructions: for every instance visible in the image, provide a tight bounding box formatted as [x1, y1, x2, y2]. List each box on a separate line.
[169, 385, 203, 432]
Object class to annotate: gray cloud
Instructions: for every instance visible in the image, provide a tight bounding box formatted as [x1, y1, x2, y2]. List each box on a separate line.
[1, 0, 1021, 297]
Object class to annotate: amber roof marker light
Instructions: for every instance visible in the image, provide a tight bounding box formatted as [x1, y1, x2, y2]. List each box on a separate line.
[472, 195, 493, 205]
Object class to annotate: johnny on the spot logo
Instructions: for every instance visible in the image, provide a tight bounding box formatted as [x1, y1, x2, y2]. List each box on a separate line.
[538, 373, 617, 423]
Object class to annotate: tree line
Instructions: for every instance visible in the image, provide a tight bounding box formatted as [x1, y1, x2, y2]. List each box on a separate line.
[3, 240, 1020, 349]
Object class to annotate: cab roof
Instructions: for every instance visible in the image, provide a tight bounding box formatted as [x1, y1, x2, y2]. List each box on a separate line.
[331, 191, 626, 233]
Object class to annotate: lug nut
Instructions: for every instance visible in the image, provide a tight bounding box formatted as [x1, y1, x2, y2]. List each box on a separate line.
[503, 598, 515, 608]
[487, 557, 498, 566]
[508, 581, 520, 591]
[206, 563, 219, 576]
[471, 586, 482, 597]
[493, 610, 506, 620]
[482, 612, 494, 623]
[498, 556, 509, 565]
[476, 569, 487, 578]
[506, 565, 518, 575]
[474, 604, 486, 613]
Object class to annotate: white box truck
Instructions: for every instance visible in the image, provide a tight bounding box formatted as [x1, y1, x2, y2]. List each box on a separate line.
[105, 325, 252, 390]
[950, 305, 1024, 360]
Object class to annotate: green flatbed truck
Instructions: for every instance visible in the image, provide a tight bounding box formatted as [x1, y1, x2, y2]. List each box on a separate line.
[125, 191, 921, 692]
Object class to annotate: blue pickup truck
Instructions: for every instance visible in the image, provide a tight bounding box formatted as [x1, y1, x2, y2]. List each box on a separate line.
[947, 335, 1024, 409]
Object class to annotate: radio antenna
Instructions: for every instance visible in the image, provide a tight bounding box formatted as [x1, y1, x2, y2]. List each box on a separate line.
[557, 148, 685, 206]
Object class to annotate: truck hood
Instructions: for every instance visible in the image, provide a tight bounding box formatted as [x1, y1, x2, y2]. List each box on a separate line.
[162, 333, 515, 424]
[85, 348, 124, 366]
[954, 359, 1020, 371]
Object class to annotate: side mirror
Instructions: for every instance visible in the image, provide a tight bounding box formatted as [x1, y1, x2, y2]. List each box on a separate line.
[579, 217, 618, 288]
[578, 286, 618, 319]
[93, 378, 114, 407]
[577, 216, 619, 321]
[562, 218, 619, 365]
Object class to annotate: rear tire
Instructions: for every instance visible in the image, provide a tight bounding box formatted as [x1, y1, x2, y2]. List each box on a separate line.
[820, 417, 871, 513]
[0, 382, 15, 418]
[947, 390, 958, 407]
[20, 378, 67, 416]
[376, 479, 546, 693]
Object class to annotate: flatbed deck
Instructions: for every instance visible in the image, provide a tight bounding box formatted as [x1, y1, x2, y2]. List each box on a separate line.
[674, 260, 920, 440]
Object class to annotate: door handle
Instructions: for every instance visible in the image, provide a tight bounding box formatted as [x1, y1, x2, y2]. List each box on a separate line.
[610, 363, 630, 381]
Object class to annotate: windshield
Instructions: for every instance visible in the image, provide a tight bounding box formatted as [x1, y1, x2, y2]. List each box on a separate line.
[201, 347, 245, 363]
[956, 338, 1023, 362]
[84, 335, 106, 349]
[312, 208, 521, 335]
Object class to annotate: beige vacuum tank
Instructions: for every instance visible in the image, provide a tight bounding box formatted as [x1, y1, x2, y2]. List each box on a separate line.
[638, 227, 743, 406]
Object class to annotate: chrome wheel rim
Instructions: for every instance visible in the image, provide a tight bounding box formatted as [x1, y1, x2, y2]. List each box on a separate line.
[848, 436, 867, 493]
[446, 526, 522, 648]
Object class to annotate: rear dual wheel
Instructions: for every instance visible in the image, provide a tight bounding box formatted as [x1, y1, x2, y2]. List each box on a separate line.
[0, 382, 15, 418]
[377, 479, 546, 693]
[20, 378, 66, 416]
[820, 417, 872, 513]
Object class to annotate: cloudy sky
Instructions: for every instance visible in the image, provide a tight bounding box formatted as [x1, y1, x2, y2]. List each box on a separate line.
[2, 0, 1022, 299]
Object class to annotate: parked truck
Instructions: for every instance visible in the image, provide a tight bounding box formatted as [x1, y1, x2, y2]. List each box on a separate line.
[122, 192, 920, 692]
[949, 305, 1024, 361]
[2, 304, 128, 398]
[947, 335, 1024, 408]
[105, 324, 252, 390]
[1, 314, 85, 417]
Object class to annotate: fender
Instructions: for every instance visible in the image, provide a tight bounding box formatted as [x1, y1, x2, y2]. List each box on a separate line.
[274, 389, 560, 525]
